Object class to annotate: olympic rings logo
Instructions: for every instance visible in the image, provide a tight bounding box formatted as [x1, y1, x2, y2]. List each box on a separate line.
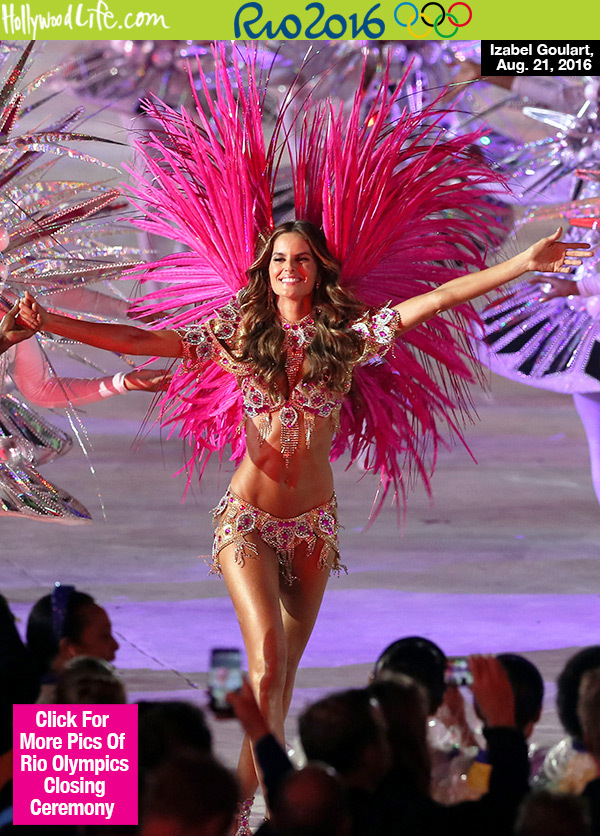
[394, 1, 472, 37]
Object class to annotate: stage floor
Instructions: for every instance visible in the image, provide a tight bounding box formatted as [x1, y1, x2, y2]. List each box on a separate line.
[4, 370, 600, 786]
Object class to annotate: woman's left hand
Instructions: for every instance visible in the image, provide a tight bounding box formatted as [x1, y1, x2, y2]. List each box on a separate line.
[527, 227, 593, 274]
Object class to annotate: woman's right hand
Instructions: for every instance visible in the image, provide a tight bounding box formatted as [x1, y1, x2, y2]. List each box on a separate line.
[18, 291, 47, 330]
[0, 299, 39, 353]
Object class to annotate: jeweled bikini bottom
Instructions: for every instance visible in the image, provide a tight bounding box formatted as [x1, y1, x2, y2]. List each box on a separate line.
[211, 488, 345, 584]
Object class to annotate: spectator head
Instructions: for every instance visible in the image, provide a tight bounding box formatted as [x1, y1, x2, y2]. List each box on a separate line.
[271, 764, 351, 836]
[26, 584, 119, 676]
[496, 653, 544, 737]
[137, 700, 212, 785]
[514, 789, 590, 836]
[557, 646, 600, 742]
[54, 657, 126, 704]
[372, 636, 446, 714]
[578, 667, 600, 762]
[0, 593, 40, 704]
[298, 689, 391, 790]
[141, 752, 239, 836]
[368, 672, 431, 795]
[0, 594, 40, 754]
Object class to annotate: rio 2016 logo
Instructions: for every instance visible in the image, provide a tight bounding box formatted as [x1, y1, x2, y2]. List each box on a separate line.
[233, 0, 471, 39]
[394, 1, 472, 37]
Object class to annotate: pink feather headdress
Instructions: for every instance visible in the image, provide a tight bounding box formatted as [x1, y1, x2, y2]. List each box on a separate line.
[126, 44, 505, 515]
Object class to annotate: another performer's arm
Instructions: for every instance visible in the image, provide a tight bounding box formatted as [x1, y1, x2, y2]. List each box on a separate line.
[393, 228, 593, 335]
[536, 272, 600, 301]
[11, 337, 171, 408]
[17, 291, 182, 358]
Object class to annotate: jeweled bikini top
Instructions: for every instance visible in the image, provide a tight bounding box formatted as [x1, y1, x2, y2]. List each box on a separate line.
[182, 300, 401, 461]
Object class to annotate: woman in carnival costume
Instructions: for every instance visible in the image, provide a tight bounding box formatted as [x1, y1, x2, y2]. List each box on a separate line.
[18, 47, 592, 814]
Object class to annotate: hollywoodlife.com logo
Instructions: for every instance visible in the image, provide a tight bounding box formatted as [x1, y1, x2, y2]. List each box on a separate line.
[394, 1, 472, 37]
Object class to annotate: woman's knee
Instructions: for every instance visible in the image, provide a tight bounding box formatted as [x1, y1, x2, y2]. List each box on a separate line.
[248, 645, 287, 706]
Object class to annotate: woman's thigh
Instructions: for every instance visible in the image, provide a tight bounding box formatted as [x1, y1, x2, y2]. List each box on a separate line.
[278, 540, 333, 671]
[219, 535, 287, 677]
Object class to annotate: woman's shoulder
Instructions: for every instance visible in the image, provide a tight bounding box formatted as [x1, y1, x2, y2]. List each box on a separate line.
[209, 298, 244, 341]
[181, 297, 245, 372]
[182, 297, 242, 343]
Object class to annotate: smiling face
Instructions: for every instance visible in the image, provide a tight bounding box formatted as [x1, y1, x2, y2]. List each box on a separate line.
[268, 232, 319, 305]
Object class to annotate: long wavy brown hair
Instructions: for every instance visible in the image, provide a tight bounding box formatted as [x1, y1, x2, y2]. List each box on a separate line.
[235, 221, 366, 398]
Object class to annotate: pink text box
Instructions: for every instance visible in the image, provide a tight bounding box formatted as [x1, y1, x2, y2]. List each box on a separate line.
[13, 704, 138, 825]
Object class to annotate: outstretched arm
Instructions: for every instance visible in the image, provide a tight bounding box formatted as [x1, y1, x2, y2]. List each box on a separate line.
[18, 291, 182, 358]
[393, 228, 593, 335]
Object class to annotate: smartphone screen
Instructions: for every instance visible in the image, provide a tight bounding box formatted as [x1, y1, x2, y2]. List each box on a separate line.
[445, 656, 474, 687]
[208, 648, 243, 716]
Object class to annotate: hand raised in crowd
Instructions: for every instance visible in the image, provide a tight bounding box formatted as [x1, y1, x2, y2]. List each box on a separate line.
[226, 678, 270, 743]
[469, 654, 516, 728]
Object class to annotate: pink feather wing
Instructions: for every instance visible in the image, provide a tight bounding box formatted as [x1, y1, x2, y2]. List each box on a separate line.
[291, 64, 505, 512]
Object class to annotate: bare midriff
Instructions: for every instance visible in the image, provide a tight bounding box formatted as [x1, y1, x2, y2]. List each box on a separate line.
[229, 411, 335, 518]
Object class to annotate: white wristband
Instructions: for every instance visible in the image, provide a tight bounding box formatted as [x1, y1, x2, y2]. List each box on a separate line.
[112, 372, 129, 393]
[97, 372, 128, 398]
